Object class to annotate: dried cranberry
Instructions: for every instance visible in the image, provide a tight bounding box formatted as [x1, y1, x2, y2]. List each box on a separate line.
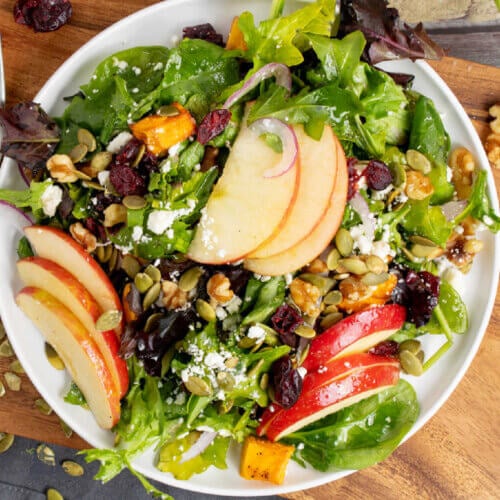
[14, 0, 72, 32]
[271, 355, 303, 409]
[183, 23, 224, 46]
[109, 163, 147, 196]
[83, 217, 107, 242]
[197, 109, 232, 145]
[391, 265, 440, 327]
[370, 340, 399, 357]
[347, 157, 361, 200]
[115, 138, 143, 167]
[270, 304, 304, 348]
[364, 159, 393, 190]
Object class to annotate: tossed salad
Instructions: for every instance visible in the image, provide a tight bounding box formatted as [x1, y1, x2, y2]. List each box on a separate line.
[0, 0, 499, 497]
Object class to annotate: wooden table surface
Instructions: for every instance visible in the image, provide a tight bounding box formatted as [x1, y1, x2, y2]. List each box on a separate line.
[0, 1, 499, 499]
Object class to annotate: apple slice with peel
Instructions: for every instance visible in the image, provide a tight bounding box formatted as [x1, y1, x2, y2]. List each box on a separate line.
[16, 287, 121, 429]
[244, 137, 348, 275]
[302, 304, 406, 372]
[16, 257, 129, 398]
[247, 124, 338, 259]
[301, 352, 399, 394]
[187, 120, 300, 264]
[24, 225, 122, 334]
[257, 363, 400, 441]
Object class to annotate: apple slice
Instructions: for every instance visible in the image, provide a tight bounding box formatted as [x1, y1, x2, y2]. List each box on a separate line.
[258, 363, 400, 441]
[302, 304, 406, 372]
[16, 287, 121, 429]
[24, 225, 122, 334]
[187, 121, 300, 264]
[247, 124, 338, 259]
[16, 257, 129, 398]
[244, 137, 348, 275]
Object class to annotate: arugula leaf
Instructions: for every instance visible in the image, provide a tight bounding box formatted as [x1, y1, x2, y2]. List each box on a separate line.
[285, 380, 419, 470]
[0, 179, 54, 219]
[241, 276, 286, 325]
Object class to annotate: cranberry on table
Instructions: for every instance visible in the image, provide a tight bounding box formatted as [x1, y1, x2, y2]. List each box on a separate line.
[14, 0, 73, 32]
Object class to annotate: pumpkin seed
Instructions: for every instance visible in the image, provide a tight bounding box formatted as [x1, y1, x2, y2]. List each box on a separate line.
[142, 282, 161, 310]
[335, 228, 354, 257]
[9, 359, 24, 374]
[254, 323, 279, 346]
[184, 375, 212, 397]
[401, 247, 422, 263]
[323, 290, 343, 306]
[59, 420, 73, 438]
[365, 255, 387, 274]
[90, 151, 113, 172]
[247, 359, 265, 378]
[69, 143, 88, 164]
[4, 372, 21, 391]
[144, 264, 162, 283]
[46, 488, 64, 500]
[0, 381, 5, 397]
[196, 299, 216, 323]
[406, 149, 431, 174]
[161, 347, 176, 378]
[320, 312, 343, 330]
[0, 338, 13, 357]
[37, 444, 56, 466]
[411, 243, 443, 259]
[131, 144, 146, 168]
[323, 304, 339, 314]
[0, 321, 5, 340]
[95, 244, 113, 264]
[409, 235, 437, 246]
[388, 162, 406, 187]
[108, 248, 119, 272]
[224, 357, 239, 369]
[294, 324, 316, 339]
[0, 433, 14, 453]
[238, 336, 257, 349]
[361, 271, 390, 286]
[45, 343, 65, 370]
[339, 257, 369, 275]
[298, 343, 310, 367]
[121, 255, 141, 278]
[158, 104, 181, 117]
[77, 128, 97, 152]
[326, 248, 341, 270]
[298, 273, 335, 294]
[95, 309, 122, 332]
[62, 460, 84, 477]
[218, 399, 234, 415]
[399, 339, 422, 355]
[216, 372, 235, 391]
[122, 195, 147, 210]
[416, 350, 425, 363]
[178, 266, 203, 292]
[35, 398, 53, 416]
[463, 239, 484, 254]
[333, 272, 350, 280]
[399, 350, 423, 376]
[144, 312, 163, 334]
[259, 373, 269, 390]
[134, 272, 154, 294]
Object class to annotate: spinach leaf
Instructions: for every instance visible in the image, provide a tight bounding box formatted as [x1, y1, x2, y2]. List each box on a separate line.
[17, 237, 34, 259]
[285, 380, 419, 470]
[241, 276, 286, 325]
[408, 95, 454, 203]
[454, 170, 500, 232]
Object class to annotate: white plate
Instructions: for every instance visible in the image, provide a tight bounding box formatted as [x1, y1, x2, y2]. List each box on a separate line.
[0, 0, 499, 496]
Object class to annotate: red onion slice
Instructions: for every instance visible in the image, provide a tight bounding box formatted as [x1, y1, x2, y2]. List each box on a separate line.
[179, 431, 217, 464]
[223, 62, 292, 109]
[349, 192, 375, 241]
[248, 118, 298, 178]
[0, 200, 34, 225]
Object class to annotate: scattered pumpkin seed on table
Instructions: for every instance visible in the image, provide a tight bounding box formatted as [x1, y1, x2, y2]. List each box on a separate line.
[4, 372, 21, 391]
[35, 398, 53, 416]
[0, 338, 13, 357]
[46, 488, 64, 500]
[37, 444, 56, 466]
[61, 460, 84, 477]
[0, 433, 15, 453]
[0, 381, 5, 397]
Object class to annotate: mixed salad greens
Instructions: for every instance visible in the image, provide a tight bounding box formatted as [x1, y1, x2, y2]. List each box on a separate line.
[0, 0, 499, 497]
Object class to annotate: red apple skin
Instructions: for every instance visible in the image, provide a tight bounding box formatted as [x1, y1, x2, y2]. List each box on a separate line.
[301, 352, 399, 394]
[16, 286, 121, 429]
[17, 257, 129, 398]
[24, 225, 123, 334]
[258, 364, 400, 441]
[302, 304, 406, 372]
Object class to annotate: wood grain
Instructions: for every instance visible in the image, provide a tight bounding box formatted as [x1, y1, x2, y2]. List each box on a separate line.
[0, 1, 499, 497]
